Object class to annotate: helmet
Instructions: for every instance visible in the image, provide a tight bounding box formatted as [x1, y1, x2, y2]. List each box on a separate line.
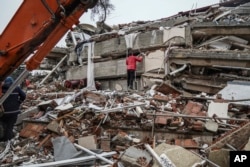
[4, 76, 14, 85]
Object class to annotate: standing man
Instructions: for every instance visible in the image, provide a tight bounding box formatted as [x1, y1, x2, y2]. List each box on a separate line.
[74, 38, 84, 66]
[74, 38, 92, 66]
[126, 49, 143, 90]
[0, 76, 26, 141]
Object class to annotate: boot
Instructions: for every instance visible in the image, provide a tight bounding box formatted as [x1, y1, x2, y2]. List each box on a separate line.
[78, 57, 83, 66]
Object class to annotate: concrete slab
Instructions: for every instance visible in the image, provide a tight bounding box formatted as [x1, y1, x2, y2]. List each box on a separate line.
[217, 80, 250, 105]
[163, 27, 185, 44]
[121, 146, 152, 167]
[78, 135, 97, 150]
[144, 50, 165, 72]
[16, 107, 39, 125]
[55, 103, 73, 111]
[205, 120, 219, 133]
[207, 101, 229, 123]
[152, 143, 203, 167]
[243, 137, 250, 151]
[47, 121, 60, 134]
[208, 149, 230, 167]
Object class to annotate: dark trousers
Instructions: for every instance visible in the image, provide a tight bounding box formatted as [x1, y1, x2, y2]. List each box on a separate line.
[0, 113, 19, 141]
[127, 69, 135, 89]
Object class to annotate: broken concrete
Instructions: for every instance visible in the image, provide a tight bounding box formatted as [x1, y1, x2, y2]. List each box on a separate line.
[121, 146, 152, 167]
[152, 143, 203, 167]
[208, 149, 230, 167]
[2, 1, 250, 166]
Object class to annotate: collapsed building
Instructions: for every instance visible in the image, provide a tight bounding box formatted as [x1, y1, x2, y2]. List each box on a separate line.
[38, 0, 250, 95]
[1, 0, 250, 166]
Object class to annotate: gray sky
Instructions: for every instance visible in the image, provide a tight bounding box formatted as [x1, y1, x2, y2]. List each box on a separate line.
[1, 0, 219, 46]
[81, 0, 220, 26]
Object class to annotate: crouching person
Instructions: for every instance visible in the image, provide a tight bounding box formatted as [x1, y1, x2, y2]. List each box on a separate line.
[0, 77, 26, 141]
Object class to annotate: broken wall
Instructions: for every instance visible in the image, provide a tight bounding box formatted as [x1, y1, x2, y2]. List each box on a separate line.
[47, 0, 250, 94]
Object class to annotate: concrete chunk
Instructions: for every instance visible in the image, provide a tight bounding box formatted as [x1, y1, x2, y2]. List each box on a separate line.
[152, 143, 203, 167]
[78, 135, 97, 150]
[208, 149, 230, 167]
[121, 146, 152, 167]
[55, 103, 73, 111]
[243, 137, 250, 151]
[47, 121, 60, 134]
[205, 120, 219, 133]
[207, 101, 229, 123]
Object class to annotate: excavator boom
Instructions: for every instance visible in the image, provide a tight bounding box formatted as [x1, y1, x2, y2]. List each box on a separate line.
[0, 0, 97, 82]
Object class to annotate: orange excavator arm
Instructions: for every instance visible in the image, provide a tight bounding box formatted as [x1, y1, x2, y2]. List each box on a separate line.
[0, 0, 97, 102]
[0, 0, 97, 81]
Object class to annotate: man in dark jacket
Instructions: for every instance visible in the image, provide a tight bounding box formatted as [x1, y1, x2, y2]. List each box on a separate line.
[0, 76, 26, 141]
[74, 38, 92, 66]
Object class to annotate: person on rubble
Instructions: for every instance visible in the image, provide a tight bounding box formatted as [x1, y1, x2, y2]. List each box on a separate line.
[126, 48, 144, 90]
[74, 38, 92, 66]
[0, 76, 26, 141]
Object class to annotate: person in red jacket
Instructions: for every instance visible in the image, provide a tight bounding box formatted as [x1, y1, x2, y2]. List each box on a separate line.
[126, 49, 143, 90]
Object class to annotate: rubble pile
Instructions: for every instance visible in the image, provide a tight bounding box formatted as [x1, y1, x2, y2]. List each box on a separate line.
[1, 0, 250, 166]
[0, 82, 249, 167]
